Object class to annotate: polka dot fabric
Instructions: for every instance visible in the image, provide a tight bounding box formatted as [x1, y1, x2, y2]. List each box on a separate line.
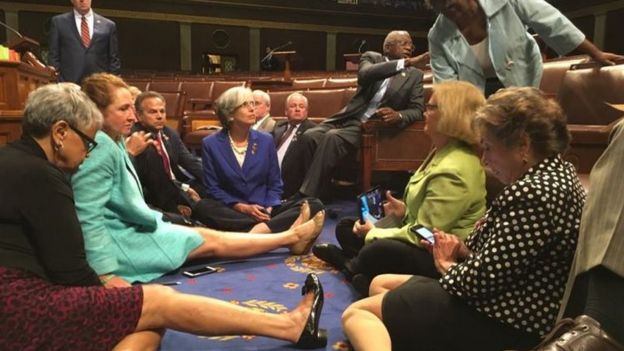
[440, 155, 586, 336]
[0, 267, 143, 350]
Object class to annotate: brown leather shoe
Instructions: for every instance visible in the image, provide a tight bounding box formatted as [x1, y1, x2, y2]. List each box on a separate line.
[532, 315, 624, 351]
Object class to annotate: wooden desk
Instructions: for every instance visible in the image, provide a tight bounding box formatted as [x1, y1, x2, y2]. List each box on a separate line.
[0, 61, 53, 145]
[360, 120, 433, 191]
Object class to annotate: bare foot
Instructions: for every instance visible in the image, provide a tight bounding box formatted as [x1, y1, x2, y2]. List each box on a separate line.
[290, 200, 310, 229]
[286, 291, 314, 343]
[289, 211, 325, 255]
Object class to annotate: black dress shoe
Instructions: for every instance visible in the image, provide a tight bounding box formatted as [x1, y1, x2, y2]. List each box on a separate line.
[351, 273, 371, 297]
[335, 218, 365, 257]
[529, 315, 624, 351]
[296, 273, 328, 349]
[313, 243, 349, 271]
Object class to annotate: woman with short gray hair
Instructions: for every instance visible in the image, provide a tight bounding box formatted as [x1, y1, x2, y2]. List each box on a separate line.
[197, 86, 325, 233]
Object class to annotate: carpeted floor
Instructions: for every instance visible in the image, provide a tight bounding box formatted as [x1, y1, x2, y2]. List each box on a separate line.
[153, 200, 359, 351]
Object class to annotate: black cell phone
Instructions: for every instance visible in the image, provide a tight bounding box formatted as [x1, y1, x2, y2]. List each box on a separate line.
[410, 224, 435, 244]
[182, 265, 217, 278]
[357, 186, 385, 224]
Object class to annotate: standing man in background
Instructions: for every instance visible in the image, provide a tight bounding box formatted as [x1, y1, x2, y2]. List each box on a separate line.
[48, 0, 120, 83]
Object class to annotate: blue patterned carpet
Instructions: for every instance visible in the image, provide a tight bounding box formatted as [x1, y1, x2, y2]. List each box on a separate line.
[154, 200, 358, 351]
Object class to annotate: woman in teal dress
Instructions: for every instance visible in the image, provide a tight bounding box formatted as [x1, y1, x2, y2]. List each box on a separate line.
[72, 73, 324, 285]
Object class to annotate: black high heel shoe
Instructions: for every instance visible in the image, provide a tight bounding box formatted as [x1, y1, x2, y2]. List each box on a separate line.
[295, 273, 328, 349]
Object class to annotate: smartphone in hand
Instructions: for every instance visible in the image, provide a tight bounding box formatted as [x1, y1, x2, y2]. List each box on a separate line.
[182, 265, 217, 278]
[357, 186, 385, 224]
[410, 224, 435, 244]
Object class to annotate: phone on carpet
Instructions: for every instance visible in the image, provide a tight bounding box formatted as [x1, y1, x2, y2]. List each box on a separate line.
[182, 265, 217, 278]
[357, 186, 385, 224]
[410, 224, 435, 244]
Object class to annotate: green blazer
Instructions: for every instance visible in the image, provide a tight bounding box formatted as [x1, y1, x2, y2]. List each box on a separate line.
[366, 140, 486, 246]
[72, 131, 203, 283]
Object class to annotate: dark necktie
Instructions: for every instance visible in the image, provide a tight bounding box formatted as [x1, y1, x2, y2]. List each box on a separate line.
[277, 124, 295, 150]
[80, 16, 91, 47]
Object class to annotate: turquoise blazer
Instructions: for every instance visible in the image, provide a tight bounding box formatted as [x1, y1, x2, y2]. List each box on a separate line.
[367, 140, 486, 246]
[72, 131, 203, 283]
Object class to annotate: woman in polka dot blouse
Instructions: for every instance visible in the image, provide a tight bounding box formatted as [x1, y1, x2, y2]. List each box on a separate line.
[342, 87, 586, 351]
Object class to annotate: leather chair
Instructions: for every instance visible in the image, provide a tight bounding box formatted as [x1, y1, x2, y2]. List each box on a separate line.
[212, 80, 246, 102]
[292, 78, 327, 89]
[180, 110, 221, 155]
[325, 77, 357, 88]
[148, 80, 183, 93]
[180, 81, 214, 112]
[125, 79, 150, 92]
[557, 59, 624, 173]
[539, 55, 588, 98]
[268, 90, 297, 118]
[156, 91, 187, 143]
[303, 89, 348, 118]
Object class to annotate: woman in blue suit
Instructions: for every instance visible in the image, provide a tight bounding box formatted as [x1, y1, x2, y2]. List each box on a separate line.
[72, 74, 325, 285]
[196, 87, 324, 233]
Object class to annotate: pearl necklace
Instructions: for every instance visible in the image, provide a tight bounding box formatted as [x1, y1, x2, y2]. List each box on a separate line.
[228, 133, 248, 155]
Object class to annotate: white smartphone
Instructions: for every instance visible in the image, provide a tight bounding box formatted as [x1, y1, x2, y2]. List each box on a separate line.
[410, 225, 435, 244]
[182, 265, 217, 278]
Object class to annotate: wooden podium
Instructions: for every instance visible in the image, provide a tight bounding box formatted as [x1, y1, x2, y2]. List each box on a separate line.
[0, 60, 54, 145]
[273, 50, 296, 81]
[344, 53, 361, 71]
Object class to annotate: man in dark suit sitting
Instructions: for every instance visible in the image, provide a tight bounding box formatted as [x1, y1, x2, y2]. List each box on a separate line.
[295, 30, 425, 199]
[132, 91, 206, 215]
[272, 92, 317, 199]
[48, 0, 120, 83]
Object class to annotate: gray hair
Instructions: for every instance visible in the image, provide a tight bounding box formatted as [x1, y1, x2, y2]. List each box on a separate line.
[23, 83, 103, 138]
[135, 90, 165, 113]
[252, 89, 271, 106]
[383, 30, 411, 49]
[285, 92, 308, 108]
[215, 86, 253, 129]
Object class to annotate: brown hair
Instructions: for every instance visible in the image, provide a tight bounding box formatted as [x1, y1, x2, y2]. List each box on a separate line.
[81, 73, 129, 111]
[475, 87, 570, 159]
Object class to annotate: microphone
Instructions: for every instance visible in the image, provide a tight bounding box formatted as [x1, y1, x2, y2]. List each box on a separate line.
[0, 19, 40, 54]
[358, 40, 367, 54]
[261, 41, 293, 63]
[272, 41, 293, 52]
[0, 19, 23, 39]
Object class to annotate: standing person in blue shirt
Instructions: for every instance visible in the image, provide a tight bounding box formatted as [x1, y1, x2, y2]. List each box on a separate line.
[426, 0, 624, 96]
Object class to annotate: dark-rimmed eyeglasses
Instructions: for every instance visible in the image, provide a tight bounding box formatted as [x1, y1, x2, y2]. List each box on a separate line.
[68, 124, 98, 153]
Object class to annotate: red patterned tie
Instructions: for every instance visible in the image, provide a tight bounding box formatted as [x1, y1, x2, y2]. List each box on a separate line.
[155, 133, 173, 179]
[80, 16, 91, 47]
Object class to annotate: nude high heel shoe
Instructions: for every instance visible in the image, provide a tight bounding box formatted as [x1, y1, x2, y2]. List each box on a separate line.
[290, 211, 325, 255]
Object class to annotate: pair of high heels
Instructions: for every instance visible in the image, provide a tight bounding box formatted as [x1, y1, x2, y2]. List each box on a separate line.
[295, 273, 328, 349]
[290, 211, 326, 255]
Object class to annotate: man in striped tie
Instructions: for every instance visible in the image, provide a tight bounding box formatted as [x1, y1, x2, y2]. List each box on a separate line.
[48, 0, 120, 83]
